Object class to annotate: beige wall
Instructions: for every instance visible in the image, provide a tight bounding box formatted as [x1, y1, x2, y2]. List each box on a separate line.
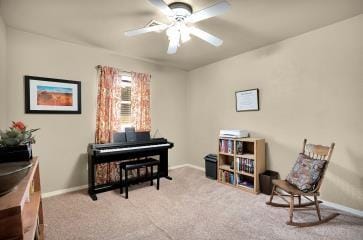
[0, 12, 6, 128]
[3, 13, 362, 210]
[6, 28, 187, 193]
[187, 15, 363, 210]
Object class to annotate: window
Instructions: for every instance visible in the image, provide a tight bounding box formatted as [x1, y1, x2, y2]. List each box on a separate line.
[120, 74, 132, 129]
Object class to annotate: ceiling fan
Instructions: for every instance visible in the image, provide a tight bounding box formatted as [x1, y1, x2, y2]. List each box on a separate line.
[125, 0, 230, 54]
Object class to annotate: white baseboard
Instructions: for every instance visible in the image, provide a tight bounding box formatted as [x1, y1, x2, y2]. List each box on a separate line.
[169, 164, 189, 170]
[320, 199, 363, 217]
[303, 196, 363, 218]
[185, 163, 205, 172]
[41, 164, 362, 217]
[169, 163, 205, 172]
[42, 185, 88, 198]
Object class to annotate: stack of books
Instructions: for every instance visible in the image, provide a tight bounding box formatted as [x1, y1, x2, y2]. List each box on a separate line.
[219, 170, 235, 184]
[236, 158, 254, 174]
[219, 139, 234, 154]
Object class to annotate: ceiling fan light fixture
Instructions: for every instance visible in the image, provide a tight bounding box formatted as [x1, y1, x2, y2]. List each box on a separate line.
[166, 26, 180, 45]
[125, 0, 230, 54]
[180, 25, 191, 43]
[167, 29, 180, 54]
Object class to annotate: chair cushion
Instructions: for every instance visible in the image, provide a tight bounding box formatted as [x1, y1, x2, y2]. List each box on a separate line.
[286, 153, 327, 192]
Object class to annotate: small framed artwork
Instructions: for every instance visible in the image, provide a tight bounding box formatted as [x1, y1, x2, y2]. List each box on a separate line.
[24, 76, 81, 114]
[235, 88, 259, 112]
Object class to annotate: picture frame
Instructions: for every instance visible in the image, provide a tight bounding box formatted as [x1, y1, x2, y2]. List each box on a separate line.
[235, 88, 259, 112]
[24, 76, 81, 114]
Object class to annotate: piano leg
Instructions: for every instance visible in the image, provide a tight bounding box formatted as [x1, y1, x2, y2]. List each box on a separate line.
[160, 150, 173, 180]
[88, 156, 98, 201]
[90, 193, 98, 201]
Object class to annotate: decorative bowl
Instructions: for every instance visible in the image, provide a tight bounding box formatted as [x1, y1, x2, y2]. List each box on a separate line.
[0, 161, 33, 196]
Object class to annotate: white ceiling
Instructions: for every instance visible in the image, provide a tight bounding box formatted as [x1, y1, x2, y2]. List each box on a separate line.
[0, 0, 362, 70]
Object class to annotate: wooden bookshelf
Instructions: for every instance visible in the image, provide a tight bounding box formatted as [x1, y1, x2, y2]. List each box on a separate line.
[217, 137, 265, 194]
[219, 152, 234, 157]
[0, 157, 44, 240]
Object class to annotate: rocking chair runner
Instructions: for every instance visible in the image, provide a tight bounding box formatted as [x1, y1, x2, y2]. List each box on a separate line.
[266, 139, 339, 227]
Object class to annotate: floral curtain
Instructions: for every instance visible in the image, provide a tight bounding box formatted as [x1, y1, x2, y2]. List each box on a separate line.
[95, 66, 122, 143]
[95, 66, 122, 185]
[131, 72, 151, 131]
[94, 68, 152, 185]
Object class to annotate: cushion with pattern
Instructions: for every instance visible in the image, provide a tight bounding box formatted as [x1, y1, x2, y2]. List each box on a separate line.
[286, 153, 327, 192]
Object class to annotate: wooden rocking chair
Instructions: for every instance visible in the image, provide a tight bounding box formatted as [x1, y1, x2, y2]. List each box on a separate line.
[266, 139, 339, 227]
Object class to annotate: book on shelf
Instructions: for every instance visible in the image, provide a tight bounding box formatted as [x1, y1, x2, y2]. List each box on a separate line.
[227, 139, 233, 154]
[229, 172, 234, 184]
[236, 141, 243, 155]
[227, 171, 230, 183]
[219, 139, 226, 153]
[230, 160, 234, 170]
[220, 170, 226, 182]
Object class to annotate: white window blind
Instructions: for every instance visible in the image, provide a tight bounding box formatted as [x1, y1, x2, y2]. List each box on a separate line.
[120, 74, 132, 128]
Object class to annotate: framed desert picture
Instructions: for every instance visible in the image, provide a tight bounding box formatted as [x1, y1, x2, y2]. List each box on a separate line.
[24, 76, 81, 114]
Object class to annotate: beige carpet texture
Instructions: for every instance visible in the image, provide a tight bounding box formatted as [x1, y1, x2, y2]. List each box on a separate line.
[43, 167, 363, 240]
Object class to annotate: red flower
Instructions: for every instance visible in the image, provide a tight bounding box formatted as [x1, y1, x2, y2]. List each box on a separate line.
[12, 121, 26, 132]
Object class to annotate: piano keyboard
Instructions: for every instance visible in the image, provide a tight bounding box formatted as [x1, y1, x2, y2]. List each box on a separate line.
[99, 143, 171, 153]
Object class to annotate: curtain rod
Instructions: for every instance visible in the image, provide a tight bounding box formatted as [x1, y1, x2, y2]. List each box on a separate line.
[95, 65, 132, 75]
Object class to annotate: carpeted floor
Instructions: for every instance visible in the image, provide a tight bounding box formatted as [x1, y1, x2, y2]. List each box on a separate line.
[43, 167, 363, 240]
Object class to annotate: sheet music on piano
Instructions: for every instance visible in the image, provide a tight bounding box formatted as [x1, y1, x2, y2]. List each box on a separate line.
[152, 129, 161, 138]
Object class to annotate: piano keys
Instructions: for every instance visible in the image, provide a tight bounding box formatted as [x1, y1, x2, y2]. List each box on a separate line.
[98, 143, 172, 154]
[87, 131, 174, 201]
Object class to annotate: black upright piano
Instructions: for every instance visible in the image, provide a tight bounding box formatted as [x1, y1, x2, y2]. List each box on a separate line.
[87, 129, 174, 200]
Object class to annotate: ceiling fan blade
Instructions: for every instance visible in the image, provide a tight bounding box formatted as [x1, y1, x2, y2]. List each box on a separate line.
[189, 27, 223, 47]
[186, 1, 230, 23]
[125, 24, 168, 37]
[148, 0, 175, 17]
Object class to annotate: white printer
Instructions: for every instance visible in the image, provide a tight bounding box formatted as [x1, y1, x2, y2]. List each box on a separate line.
[219, 129, 249, 138]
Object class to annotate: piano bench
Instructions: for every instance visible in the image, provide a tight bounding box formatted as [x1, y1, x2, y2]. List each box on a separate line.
[120, 158, 160, 199]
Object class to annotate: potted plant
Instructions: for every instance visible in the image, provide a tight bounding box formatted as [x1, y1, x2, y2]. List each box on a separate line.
[0, 121, 39, 162]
